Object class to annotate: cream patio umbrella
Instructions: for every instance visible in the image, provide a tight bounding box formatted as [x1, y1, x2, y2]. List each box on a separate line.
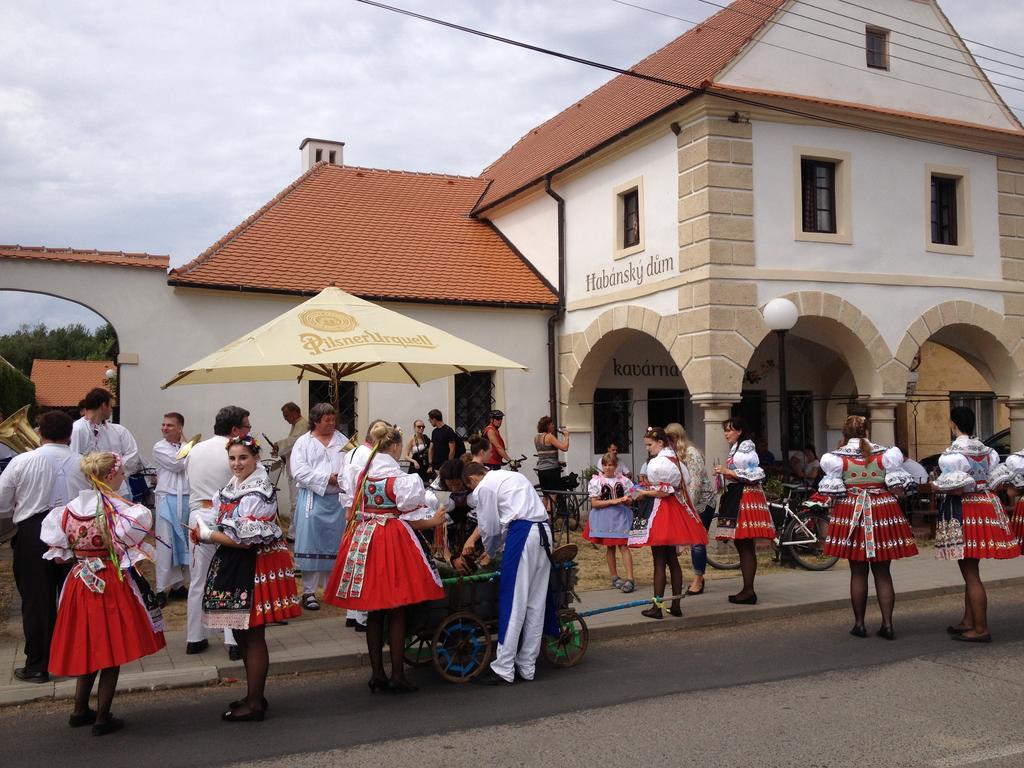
[161, 287, 526, 410]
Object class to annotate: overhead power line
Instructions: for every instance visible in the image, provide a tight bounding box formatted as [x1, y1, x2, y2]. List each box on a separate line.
[351, 0, 1024, 166]
[690, 0, 1024, 95]
[610, 0, 1024, 115]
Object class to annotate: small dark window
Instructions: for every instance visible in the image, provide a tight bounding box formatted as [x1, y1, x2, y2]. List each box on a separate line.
[308, 380, 357, 438]
[800, 159, 837, 234]
[931, 176, 958, 245]
[866, 27, 889, 70]
[647, 389, 686, 431]
[622, 189, 640, 248]
[454, 371, 494, 438]
[594, 388, 631, 454]
[314, 148, 323, 162]
[328, 150, 336, 164]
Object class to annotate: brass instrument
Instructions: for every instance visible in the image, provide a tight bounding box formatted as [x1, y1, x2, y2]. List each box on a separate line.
[341, 433, 359, 452]
[175, 433, 202, 459]
[0, 405, 41, 454]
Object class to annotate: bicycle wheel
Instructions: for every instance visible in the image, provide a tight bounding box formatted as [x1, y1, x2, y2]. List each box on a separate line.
[705, 515, 741, 570]
[782, 510, 838, 571]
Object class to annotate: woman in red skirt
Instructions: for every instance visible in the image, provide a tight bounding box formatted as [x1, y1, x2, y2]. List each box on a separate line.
[933, 407, 1020, 643]
[629, 428, 708, 620]
[192, 435, 301, 721]
[819, 416, 918, 640]
[325, 422, 445, 692]
[41, 452, 166, 736]
[1001, 450, 1024, 543]
[713, 417, 774, 605]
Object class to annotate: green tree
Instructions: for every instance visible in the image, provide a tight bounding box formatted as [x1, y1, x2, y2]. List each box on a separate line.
[0, 322, 119, 376]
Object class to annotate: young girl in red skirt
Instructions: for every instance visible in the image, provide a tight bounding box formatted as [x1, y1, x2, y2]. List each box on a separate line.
[585, 453, 635, 593]
[932, 407, 1020, 643]
[41, 452, 166, 736]
[192, 435, 301, 721]
[629, 428, 708, 620]
[325, 422, 446, 693]
[819, 416, 918, 640]
[713, 417, 774, 606]
[1002, 450, 1024, 543]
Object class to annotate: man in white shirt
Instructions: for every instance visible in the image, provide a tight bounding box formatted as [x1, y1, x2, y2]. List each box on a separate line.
[290, 403, 349, 611]
[272, 402, 308, 518]
[70, 387, 143, 498]
[152, 412, 190, 605]
[183, 405, 249, 656]
[461, 463, 555, 685]
[0, 410, 88, 683]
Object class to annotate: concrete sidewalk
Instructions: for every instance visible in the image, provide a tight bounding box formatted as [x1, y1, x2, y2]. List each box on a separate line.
[4, 555, 1024, 707]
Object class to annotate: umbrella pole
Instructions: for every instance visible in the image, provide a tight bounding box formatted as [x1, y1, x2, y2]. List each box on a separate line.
[331, 365, 341, 414]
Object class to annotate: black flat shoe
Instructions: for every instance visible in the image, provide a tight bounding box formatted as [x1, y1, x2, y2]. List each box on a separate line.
[471, 669, 511, 686]
[876, 626, 895, 641]
[952, 633, 993, 643]
[229, 696, 268, 710]
[728, 593, 757, 605]
[367, 677, 391, 694]
[685, 584, 705, 596]
[185, 639, 209, 655]
[227, 645, 243, 662]
[13, 668, 49, 684]
[222, 708, 265, 722]
[946, 625, 969, 635]
[91, 717, 124, 736]
[389, 678, 418, 694]
[668, 604, 683, 618]
[69, 709, 97, 727]
[849, 625, 867, 638]
[640, 606, 663, 620]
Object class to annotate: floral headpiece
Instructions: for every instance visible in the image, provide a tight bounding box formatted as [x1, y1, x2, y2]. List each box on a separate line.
[227, 434, 261, 454]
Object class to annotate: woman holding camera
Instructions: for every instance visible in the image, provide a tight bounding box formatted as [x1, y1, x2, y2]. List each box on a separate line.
[534, 416, 570, 514]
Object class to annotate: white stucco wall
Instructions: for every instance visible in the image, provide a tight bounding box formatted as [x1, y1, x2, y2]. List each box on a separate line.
[561, 131, 680, 308]
[2, 260, 552, 490]
[487, 191, 560, 288]
[718, 0, 1018, 131]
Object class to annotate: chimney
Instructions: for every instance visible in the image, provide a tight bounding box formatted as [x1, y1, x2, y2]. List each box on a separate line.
[299, 138, 345, 172]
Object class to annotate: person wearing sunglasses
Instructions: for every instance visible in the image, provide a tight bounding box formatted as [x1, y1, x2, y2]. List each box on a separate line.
[404, 421, 431, 482]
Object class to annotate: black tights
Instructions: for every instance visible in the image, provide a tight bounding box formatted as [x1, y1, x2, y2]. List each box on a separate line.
[734, 539, 757, 599]
[651, 546, 682, 612]
[849, 561, 895, 630]
[232, 626, 268, 714]
[73, 666, 119, 723]
[367, 607, 408, 682]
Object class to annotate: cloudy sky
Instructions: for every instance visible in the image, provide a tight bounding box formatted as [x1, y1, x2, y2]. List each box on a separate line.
[1, 0, 1022, 332]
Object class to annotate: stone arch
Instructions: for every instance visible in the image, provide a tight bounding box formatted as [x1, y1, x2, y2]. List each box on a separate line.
[895, 300, 1024, 399]
[736, 291, 895, 399]
[558, 305, 691, 427]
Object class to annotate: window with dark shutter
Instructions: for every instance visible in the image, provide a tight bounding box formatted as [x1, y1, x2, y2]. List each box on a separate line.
[308, 380, 357, 438]
[801, 159, 837, 234]
[866, 27, 889, 70]
[622, 189, 640, 248]
[454, 371, 494, 438]
[931, 176, 958, 246]
[593, 388, 631, 454]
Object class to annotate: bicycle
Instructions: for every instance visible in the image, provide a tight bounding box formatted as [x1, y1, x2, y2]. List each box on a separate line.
[705, 484, 837, 572]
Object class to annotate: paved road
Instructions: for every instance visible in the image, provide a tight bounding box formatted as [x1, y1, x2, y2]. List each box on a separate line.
[6, 586, 1024, 768]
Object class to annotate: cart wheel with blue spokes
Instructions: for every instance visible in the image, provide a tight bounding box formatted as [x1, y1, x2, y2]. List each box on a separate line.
[431, 611, 492, 683]
[403, 633, 434, 667]
[542, 609, 588, 668]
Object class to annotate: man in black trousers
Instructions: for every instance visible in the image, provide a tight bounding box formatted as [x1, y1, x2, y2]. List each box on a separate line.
[0, 411, 88, 683]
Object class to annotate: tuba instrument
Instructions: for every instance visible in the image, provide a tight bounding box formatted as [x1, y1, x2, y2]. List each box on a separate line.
[175, 433, 203, 459]
[0, 405, 41, 454]
[340, 432, 360, 452]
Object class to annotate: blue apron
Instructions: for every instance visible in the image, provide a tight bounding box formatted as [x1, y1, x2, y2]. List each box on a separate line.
[497, 519, 560, 644]
[158, 493, 190, 567]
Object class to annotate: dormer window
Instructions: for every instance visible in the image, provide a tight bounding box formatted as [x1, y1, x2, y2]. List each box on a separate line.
[866, 27, 889, 70]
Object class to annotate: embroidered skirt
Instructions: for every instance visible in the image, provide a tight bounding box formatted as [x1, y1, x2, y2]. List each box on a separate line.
[935, 491, 1021, 561]
[628, 494, 708, 548]
[1009, 497, 1024, 545]
[50, 559, 166, 676]
[584, 502, 632, 546]
[715, 484, 774, 541]
[202, 541, 301, 630]
[822, 490, 918, 561]
[324, 515, 444, 612]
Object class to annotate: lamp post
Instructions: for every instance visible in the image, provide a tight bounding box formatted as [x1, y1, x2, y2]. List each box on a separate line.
[762, 298, 799, 481]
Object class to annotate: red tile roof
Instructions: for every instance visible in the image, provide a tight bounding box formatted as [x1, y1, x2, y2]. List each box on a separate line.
[0, 245, 169, 270]
[30, 359, 114, 408]
[474, 0, 785, 212]
[169, 163, 557, 307]
[709, 83, 1024, 138]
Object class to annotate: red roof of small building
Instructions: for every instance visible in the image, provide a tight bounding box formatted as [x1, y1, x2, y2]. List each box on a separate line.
[169, 163, 557, 307]
[473, 0, 786, 212]
[0, 245, 169, 270]
[30, 360, 114, 408]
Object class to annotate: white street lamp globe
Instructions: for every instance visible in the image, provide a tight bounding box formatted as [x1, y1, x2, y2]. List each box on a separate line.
[762, 298, 799, 331]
